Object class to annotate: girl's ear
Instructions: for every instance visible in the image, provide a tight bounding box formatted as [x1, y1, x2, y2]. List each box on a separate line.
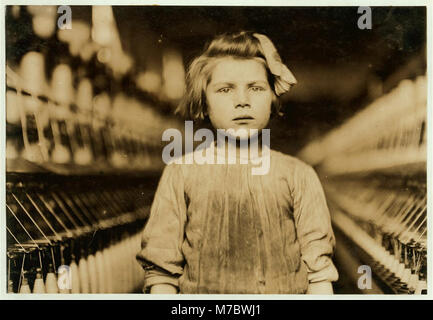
[271, 94, 283, 117]
[203, 99, 209, 117]
[202, 90, 209, 117]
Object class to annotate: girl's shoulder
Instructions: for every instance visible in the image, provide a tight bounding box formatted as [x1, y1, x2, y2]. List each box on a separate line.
[270, 150, 322, 192]
[163, 150, 208, 177]
[270, 149, 314, 172]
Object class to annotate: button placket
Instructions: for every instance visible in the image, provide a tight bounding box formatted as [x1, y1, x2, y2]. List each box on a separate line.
[255, 227, 266, 291]
[248, 174, 267, 293]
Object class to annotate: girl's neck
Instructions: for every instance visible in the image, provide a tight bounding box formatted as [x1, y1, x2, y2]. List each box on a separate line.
[214, 131, 268, 161]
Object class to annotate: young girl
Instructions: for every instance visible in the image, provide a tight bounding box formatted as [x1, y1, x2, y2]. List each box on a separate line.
[136, 31, 339, 294]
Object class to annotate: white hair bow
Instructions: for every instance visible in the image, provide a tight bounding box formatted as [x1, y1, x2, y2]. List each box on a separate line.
[253, 33, 297, 96]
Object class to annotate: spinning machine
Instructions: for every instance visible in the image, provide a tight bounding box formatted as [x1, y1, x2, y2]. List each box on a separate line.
[5, 6, 183, 294]
[299, 75, 427, 294]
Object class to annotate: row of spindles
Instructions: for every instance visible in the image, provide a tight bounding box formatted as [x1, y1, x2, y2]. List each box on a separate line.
[8, 225, 145, 294]
[298, 73, 428, 294]
[6, 60, 166, 170]
[298, 75, 427, 168]
[6, 177, 156, 294]
[6, 183, 150, 242]
[344, 76, 427, 155]
[5, 4, 175, 170]
[326, 181, 427, 294]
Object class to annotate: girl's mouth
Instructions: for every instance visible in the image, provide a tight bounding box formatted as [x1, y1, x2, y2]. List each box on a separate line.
[232, 115, 254, 121]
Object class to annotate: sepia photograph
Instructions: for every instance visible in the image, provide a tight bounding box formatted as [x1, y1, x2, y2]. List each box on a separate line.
[2, 2, 429, 297]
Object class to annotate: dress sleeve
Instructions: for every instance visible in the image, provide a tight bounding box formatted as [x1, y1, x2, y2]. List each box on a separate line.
[292, 164, 339, 283]
[136, 163, 187, 290]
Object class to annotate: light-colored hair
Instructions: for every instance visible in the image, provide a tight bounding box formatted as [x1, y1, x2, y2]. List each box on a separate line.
[176, 31, 281, 121]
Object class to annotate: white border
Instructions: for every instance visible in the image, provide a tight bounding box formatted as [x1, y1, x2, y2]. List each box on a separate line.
[0, 0, 431, 6]
[0, 0, 431, 301]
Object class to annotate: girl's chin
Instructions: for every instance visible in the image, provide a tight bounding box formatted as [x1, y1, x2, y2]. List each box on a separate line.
[222, 127, 262, 141]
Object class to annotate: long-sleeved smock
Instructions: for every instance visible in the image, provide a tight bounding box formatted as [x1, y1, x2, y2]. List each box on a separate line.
[136, 147, 338, 294]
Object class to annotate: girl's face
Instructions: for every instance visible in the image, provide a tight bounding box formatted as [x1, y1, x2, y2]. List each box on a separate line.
[205, 57, 273, 139]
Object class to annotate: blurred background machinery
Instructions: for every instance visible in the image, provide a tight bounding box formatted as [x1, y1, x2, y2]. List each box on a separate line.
[5, 5, 183, 293]
[298, 75, 427, 294]
[5, 6, 427, 294]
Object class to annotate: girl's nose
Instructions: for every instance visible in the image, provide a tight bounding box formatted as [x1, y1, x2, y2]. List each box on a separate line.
[234, 88, 250, 108]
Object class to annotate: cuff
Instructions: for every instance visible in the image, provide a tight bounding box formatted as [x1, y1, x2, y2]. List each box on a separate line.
[306, 280, 334, 294]
[307, 262, 339, 283]
[143, 267, 180, 291]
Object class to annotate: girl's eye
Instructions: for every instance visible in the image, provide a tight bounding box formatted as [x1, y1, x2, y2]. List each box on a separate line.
[217, 87, 232, 93]
[250, 86, 265, 92]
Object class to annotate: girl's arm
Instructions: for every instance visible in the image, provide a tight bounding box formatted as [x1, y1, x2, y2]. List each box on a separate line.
[136, 163, 187, 294]
[292, 163, 339, 294]
[307, 281, 334, 294]
[143, 265, 180, 293]
[150, 283, 178, 294]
